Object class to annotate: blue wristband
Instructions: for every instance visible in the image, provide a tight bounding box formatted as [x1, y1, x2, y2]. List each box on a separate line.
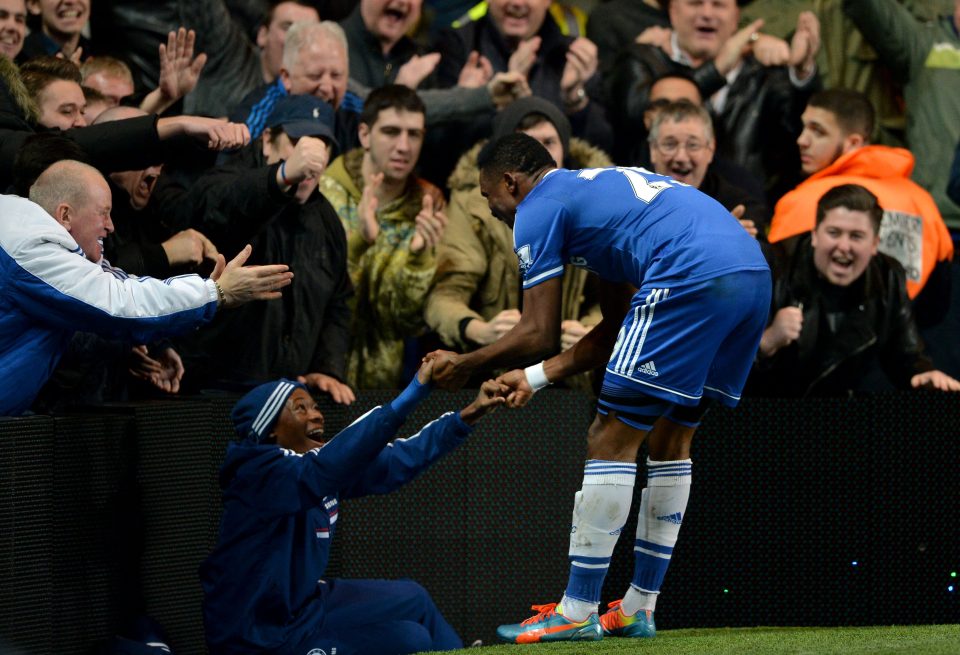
[389, 374, 431, 419]
[280, 160, 291, 186]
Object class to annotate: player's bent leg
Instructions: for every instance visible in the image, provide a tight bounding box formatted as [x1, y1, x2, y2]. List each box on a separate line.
[498, 413, 651, 644]
[603, 414, 701, 638]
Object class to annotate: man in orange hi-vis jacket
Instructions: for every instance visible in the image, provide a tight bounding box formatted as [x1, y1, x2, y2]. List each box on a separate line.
[768, 89, 952, 310]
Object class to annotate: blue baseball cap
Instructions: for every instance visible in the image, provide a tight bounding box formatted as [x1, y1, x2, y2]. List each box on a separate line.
[231, 378, 308, 443]
[265, 94, 338, 147]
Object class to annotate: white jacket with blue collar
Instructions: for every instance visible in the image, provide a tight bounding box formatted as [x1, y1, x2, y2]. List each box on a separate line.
[0, 194, 218, 415]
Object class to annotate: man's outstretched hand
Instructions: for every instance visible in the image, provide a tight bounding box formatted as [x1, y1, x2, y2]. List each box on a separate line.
[210, 244, 293, 307]
[459, 379, 508, 425]
[425, 349, 476, 390]
[496, 368, 535, 408]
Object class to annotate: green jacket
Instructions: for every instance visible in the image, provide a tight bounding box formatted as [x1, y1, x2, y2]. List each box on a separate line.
[843, 0, 960, 227]
[815, 1, 952, 147]
[320, 149, 446, 389]
[424, 138, 611, 389]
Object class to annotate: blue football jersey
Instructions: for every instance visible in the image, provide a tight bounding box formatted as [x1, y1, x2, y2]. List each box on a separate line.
[513, 167, 769, 289]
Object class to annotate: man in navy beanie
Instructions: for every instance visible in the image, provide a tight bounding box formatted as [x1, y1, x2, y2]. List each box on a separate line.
[200, 359, 505, 655]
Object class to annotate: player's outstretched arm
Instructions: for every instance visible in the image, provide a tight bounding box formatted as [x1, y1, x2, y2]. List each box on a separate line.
[430, 277, 564, 389]
[459, 380, 508, 425]
[493, 281, 634, 408]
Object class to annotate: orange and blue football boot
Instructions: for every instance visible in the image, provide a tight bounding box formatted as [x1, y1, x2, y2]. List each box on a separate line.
[496, 603, 602, 643]
[599, 599, 656, 638]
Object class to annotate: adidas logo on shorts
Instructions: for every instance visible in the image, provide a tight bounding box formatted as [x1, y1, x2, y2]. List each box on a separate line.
[637, 361, 659, 377]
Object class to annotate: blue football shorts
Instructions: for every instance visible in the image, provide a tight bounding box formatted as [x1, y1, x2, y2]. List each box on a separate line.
[599, 269, 771, 414]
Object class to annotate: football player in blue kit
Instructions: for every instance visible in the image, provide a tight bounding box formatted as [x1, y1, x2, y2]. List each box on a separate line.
[429, 133, 771, 643]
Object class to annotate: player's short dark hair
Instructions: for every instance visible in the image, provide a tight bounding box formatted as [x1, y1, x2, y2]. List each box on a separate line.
[12, 132, 90, 197]
[359, 84, 425, 127]
[815, 184, 883, 234]
[808, 89, 875, 141]
[477, 133, 555, 181]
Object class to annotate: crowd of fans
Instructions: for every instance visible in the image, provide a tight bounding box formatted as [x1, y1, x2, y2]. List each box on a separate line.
[2, 0, 960, 417]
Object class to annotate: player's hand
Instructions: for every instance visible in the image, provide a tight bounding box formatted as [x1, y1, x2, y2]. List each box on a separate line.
[910, 370, 960, 392]
[211, 244, 293, 307]
[496, 368, 535, 408]
[459, 379, 508, 425]
[425, 349, 474, 390]
[395, 52, 441, 89]
[298, 372, 355, 405]
[458, 50, 493, 88]
[410, 194, 448, 253]
[416, 357, 435, 384]
[759, 306, 803, 356]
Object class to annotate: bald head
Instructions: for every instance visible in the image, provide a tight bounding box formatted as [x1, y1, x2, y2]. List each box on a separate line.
[30, 160, 114, 262]
[29, 160, 102, 211]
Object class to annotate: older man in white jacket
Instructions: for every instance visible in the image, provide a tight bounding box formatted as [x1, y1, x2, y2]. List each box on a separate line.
[0, 160, 293, 416]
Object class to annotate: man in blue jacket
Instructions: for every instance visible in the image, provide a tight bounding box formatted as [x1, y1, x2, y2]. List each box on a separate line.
[200, 360, 505, 655]
[0, 160, 292, 416]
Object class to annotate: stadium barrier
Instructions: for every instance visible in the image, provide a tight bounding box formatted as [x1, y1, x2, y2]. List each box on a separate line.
[1, 390, 957, 653]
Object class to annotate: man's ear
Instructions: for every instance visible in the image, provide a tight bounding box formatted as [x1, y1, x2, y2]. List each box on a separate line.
[358, 122, 371, 150]
[256, 25, 269, 50]
[504, 171, 519, 195]
[279, 68, 292, 93]
[842, 132, 865, 154]
[26, 0, 41, 17]
[53, 202, 71, 231]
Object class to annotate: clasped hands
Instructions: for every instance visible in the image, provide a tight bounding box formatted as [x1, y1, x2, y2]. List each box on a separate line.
[424, 350, 536, 409]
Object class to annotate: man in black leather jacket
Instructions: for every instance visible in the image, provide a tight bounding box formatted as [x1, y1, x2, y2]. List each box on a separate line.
[750, 184, 960, 397]
[605, 0, 819, 197]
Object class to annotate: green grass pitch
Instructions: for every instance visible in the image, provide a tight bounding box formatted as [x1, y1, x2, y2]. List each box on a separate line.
[422, 624, 960, 654]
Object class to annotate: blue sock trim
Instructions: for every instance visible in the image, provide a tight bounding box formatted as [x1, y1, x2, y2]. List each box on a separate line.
[388, 375, 431, 419]
[565, 559, 608, 604]
[632, 551, 671, 593]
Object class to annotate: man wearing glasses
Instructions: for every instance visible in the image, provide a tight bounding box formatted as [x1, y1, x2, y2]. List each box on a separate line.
[647, 99, 769, 239]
